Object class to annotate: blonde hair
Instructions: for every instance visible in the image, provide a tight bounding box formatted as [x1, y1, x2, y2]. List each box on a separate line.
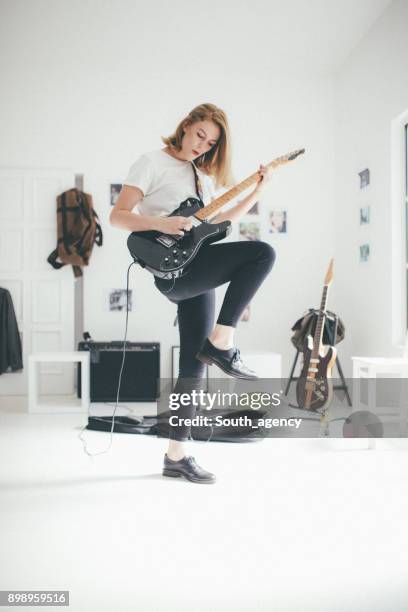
[162, 103, 233, 189]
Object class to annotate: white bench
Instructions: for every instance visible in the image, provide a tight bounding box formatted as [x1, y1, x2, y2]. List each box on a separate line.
[28, 351, 90, 413]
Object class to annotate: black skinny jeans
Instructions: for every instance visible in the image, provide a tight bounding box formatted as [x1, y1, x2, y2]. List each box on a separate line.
[154, 240, 276, 440]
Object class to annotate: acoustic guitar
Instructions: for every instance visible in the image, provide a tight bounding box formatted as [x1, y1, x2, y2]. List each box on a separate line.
[127, 148, 305, 278]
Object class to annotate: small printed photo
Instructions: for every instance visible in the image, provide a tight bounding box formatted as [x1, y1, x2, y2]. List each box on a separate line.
[240, 303, 251, 322]
[360, 243, 370, 263]
[239, 221, 260, 241]
[248, 201, 259, 215]
[358, 168, 370, 189]
[269, 210, 287, 233]
[360, 206, 370, 225]
[109, 289, 132, 311]
[110, 184, 122, 206]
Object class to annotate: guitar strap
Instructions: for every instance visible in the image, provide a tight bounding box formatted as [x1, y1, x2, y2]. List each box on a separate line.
[191, 162, 204, 206]
[172, 163, 204, 328]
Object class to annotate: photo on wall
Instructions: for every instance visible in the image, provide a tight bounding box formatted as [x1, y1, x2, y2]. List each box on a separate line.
[269, 210, 287, 233]
[358, 168, 370, 189]
[108, 289, 132, 311]
[360, 205, 370, 225]
[110, 183, 122, 206]
[239, 221, 260, 241]
[359, 243, 370, 263]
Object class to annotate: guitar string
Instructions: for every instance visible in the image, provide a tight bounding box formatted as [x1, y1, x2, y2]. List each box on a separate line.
[198, 149, 304, 220]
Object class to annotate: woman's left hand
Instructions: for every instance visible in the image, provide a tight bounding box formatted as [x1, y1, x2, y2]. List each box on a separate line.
[255, 164, 272, 193]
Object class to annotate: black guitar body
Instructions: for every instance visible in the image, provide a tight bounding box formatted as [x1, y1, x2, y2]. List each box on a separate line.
[296, 339, 337, 411]
[127, 197, 232, 279]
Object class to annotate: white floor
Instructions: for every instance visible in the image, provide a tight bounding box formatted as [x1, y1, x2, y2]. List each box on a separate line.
[1, 396, 408, 612]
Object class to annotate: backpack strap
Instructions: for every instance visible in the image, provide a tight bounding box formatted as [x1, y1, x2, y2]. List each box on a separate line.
[76, 221, 92, 258]
[94, 222, 103, 246]
[91, 209, 103, 246]
[47, 248, 66, 270]
[59, 191, 72, 254]
[47, 245, 80, 277]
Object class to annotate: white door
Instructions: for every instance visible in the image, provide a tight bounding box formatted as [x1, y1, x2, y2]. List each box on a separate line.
[0, 168, 76, 395]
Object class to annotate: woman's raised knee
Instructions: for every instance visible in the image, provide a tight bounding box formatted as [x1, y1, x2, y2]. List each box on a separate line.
[257, 241, 276, 271]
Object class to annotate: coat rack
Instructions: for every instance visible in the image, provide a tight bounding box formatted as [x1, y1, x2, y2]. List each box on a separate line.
[74, 174, 84, 355]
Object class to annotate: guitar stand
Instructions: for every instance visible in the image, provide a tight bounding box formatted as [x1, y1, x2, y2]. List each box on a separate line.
[284, 314, 352, 407]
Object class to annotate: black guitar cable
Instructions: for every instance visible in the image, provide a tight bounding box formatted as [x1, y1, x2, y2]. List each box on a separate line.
[78, 260, 137, 457]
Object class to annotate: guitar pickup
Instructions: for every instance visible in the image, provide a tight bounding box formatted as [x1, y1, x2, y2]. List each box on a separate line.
[156, 235, 177, 247]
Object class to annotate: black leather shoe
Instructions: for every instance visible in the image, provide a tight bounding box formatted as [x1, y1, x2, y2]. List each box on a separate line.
[163, 454, 216, 484]
[196, 338, 258, 380]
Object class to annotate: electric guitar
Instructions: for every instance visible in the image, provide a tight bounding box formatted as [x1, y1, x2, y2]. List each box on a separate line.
[127, 148, 305, 278]
[296, 259, 337, 411]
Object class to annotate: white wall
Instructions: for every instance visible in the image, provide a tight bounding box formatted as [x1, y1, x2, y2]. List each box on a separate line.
[0, 1, 335, 379]
[333, 0, 408, 375]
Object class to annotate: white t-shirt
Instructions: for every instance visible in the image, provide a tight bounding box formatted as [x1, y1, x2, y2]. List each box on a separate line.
[123, 149, 216, 217]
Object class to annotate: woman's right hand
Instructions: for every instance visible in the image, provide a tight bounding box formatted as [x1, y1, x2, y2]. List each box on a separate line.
[158, 215, 193, 236]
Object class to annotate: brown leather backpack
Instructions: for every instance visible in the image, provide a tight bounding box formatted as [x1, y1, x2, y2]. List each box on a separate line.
[47, 188, 103, 277]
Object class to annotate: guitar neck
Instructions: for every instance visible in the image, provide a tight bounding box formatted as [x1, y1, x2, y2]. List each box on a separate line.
[311, 286, 329, 359]
[195, 148, 304, 221]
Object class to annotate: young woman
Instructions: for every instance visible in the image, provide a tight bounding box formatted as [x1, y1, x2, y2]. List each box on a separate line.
[110, 103, 275, 484]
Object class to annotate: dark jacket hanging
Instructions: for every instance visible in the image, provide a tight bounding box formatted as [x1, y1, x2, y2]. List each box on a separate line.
[0, 288, 23, 374]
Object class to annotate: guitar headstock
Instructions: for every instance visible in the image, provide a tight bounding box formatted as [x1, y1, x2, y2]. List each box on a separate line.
[287, 148, 305, 161]
[324, 258, 334, 286]
[271, 148, 306, 169]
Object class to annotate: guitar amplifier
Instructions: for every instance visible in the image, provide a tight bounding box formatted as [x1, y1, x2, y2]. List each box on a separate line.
[77, 341, 160, 402]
